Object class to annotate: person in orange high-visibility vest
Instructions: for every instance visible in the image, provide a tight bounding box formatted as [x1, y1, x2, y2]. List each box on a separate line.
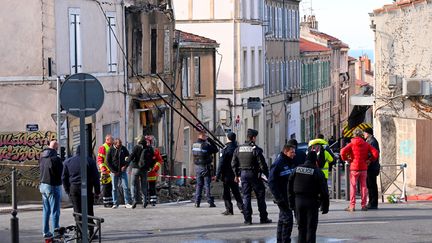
[145, 135, 163, 206]
[97, 134, 113, 207]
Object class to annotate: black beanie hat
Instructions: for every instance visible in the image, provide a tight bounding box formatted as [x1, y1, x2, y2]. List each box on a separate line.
[363, 127, 373, 136]
[227, 132, 236, 142]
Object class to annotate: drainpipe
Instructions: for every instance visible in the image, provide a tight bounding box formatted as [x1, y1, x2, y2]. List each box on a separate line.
[122, 0, 129, 147]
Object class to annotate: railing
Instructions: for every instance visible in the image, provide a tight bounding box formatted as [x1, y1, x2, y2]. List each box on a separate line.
[73, 212, 104, 243]
[379, 163, 407, 202]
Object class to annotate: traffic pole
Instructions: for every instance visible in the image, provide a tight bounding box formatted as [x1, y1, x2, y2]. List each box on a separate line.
[11, 167, 19, 243]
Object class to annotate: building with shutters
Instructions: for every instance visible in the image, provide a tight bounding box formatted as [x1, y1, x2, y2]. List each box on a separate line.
[172, 0, 265, 149]
[0, 0, 127, 201]
[263, 0, 301, 162]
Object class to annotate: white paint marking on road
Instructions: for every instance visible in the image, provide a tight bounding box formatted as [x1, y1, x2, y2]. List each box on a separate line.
[320, 221, 388, 226]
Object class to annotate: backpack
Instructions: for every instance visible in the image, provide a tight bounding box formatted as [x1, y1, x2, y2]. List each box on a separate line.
[138, 144, 155, 170]
[308, 144, 326, 168]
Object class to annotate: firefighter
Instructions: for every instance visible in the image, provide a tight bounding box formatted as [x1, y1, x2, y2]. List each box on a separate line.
[146, 135, 164, 206]
[288, 151, 329, 243]
[307, 136, 334, 180]
[232, 128, 272, 225]
[97, 134, 113, 207]
[192, 129, 219, 208]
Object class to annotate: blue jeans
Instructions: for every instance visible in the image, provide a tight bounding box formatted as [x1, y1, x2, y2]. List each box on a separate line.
[130, 168, 148, 204]
[195, 166, 214, 204]
[111, 171, 132, 205]
[39, 183, 61, 237]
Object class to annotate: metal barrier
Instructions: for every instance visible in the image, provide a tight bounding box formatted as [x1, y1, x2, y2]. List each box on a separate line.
[330, 159, 343, 199]
[379, 163, 407, 202]
[73, 212, 104, 243]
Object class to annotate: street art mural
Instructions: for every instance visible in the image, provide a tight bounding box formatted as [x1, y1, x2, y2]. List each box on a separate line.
[0, 131, 56, 200]
[0, 131, 56, 163]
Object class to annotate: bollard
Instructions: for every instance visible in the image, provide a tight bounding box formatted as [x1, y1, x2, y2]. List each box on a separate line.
[335, 159, 341, 199]
[11, 167, 19, 243]
[344, 162, 350, 201]
[183, 168, 187, 186]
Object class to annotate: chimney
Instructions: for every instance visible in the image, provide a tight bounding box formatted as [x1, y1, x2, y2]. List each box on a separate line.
[301, 15, 319, 30]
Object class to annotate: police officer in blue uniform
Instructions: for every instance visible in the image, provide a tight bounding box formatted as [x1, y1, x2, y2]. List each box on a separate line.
[192, 130, 219, 207]
[232, 128, 272, 225]
[216, 132, 244, 215]
[269, 144, 297, 243]
[288, 151, 329, 243]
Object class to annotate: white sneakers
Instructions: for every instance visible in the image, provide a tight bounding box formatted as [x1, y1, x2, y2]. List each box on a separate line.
[112, 204, 133, 209]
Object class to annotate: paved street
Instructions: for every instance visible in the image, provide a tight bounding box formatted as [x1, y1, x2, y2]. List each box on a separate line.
[1, 199, 432, 243]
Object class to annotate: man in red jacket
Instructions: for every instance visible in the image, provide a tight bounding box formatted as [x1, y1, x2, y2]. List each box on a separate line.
[341, 129, 379, 212]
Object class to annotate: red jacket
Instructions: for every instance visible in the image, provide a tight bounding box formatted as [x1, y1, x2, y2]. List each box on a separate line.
[147, 148, 163, 182]
[341, 137, 379, 171]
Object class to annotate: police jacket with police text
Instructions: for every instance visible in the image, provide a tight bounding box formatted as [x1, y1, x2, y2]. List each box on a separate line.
[216, 141, 238, 180]
[268, 152, 296, 203]
[288, 161, 329, 212]
[231, 141, 269, 178]
[192, 138, 219, 166]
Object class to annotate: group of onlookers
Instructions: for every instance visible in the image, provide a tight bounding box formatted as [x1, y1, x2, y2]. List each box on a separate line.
[38, 134, 163, 240]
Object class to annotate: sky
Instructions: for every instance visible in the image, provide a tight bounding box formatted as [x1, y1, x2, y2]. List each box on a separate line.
[300, 0, 392, 51]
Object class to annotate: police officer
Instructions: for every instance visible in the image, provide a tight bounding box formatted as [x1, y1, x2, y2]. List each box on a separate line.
[232, 128, 272, 225]
[288, 151, 329, 243]
[192, 129, 219, 207]
[269, 144, 297, 243]
[216, 132, 244, 215]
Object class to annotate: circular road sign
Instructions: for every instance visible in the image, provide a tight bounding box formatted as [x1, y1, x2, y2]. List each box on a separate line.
[60, 73, 104, 117]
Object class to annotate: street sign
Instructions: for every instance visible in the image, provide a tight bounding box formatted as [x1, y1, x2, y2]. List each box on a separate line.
[51, 112, 67, 125]
[26, 124, 39, 132]
[59, 73, 104, 243]
[214, 124, 225, 137]
[247, 97, 262, 110]
[59, 73, 104, 117]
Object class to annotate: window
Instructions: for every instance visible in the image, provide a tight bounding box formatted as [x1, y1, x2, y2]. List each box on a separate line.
[151, 28, 157, 74]
[103, 122, 120, 141]
[278, 8, 283, 38]
[291, 9, 295, 40]
[250, 0, 254, 19]
[258, 49, 262, 85]
[132, 28, 143, 75]
[243, 49, 248, 87]
[264, 4, 268, 33]
[265, 61, 269, 95]
[281, 61, 285, 91]
[287, 9, 291, 39]
[194, 56, 201, 94]
[283, 8, 287, 38]
[164, 28, 171, 73]
[69, 8, 82, 74]
[106, 12, 117, 72]
[251, 49, 255, 86]
[242, 0, 247, 19]
[258, 0, 263, 20]
[275, 60, 280, 92]
[182, 57, 191, 98]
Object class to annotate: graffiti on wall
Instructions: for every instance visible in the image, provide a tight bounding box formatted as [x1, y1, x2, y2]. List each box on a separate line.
[399, 139, 414, 157]
[0, 131, 56, 163]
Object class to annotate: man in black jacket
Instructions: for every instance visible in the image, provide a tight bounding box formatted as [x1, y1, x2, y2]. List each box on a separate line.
[232, 128, 272, 225]
[216, 132, 243, 215]
[62, 145, 101, 238]
[363, 127, 380, 210]
[192, 130, 219, 208]
[107, 138, 132, 209]
[39, 140, 63, 239]
[126, 135, 155, 208]
[269, 144, 297, 243]
[288, 151, 329, 243]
